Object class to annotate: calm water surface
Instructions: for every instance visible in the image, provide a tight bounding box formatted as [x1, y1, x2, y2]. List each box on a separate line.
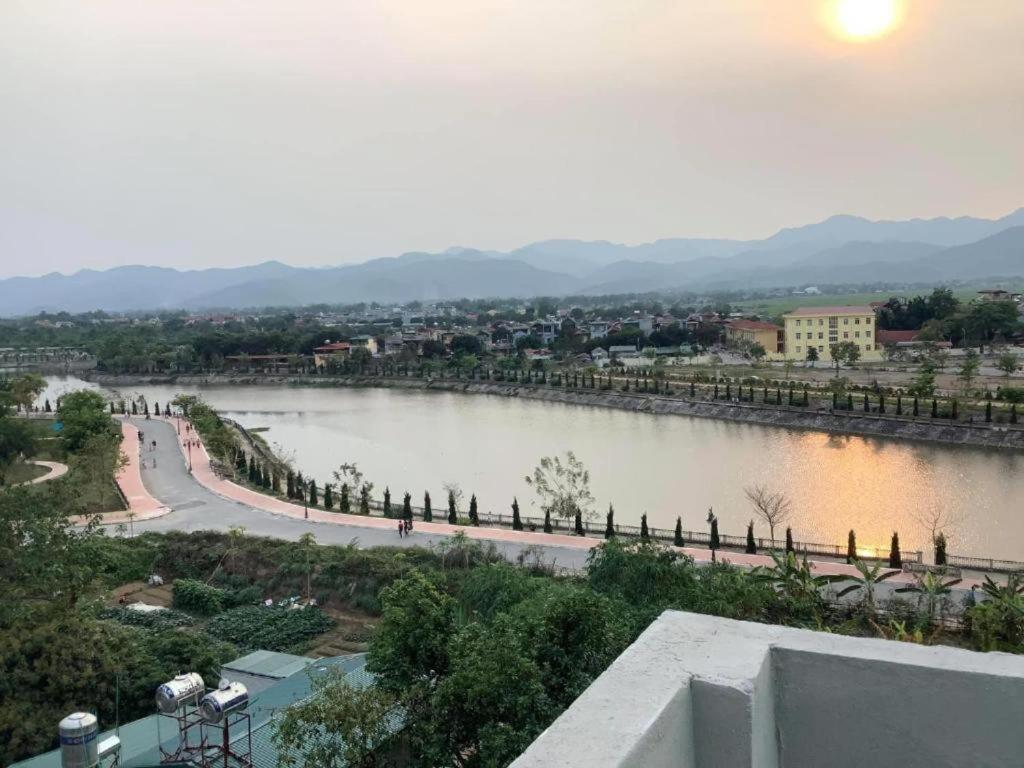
[42, 377, 1024, 560]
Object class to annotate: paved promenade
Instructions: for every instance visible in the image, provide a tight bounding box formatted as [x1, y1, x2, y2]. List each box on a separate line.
[106, 415, 974, 589]
[25, 460, 67, 484]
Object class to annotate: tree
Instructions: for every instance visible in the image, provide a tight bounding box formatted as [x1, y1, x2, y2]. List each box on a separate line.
[447, 489, 457, 524]
[403, 492, 413, 522]
[525, 451, 595, 522]
[958, 348, 981, 393]
[743, 484, 792, 543]
[996, 351, 1021, 377]
[605, 505, 615, 539]
[298, 532, 317, 600]
[709, 517, 720, 551]
[468, 494, 479, 526]
[847, 529, 857, 564]
[0, 415, 35, 486]
[785, 527, 794, 554]
[640, 513, 649, 539]
[367, 571, 457, 692]
[511, 498, 522, 530]
[58, 390, 115, 452]
[9, 373, 44, 413]
[286, 471, 296, 499]
[829, 341, 861, 373]
[274, 671, 399, 768]
[339, 483, 351, 514]
[674, 516, 684, 547]
[308, 480, 318, 506]
[748, 343, 767, 365]
[382, 486, 392, 518]
[543, 509, 553, 534]
[745, 521, 757, 554]
[889, 531, 902, 569]
[359, 484, 370, 515]
[423, 491, 432, 523]
[805, 347, 819, 365]
[574, 510, 584, 536]
[323, 483, 334, 510]
[934, 532, 947, 566]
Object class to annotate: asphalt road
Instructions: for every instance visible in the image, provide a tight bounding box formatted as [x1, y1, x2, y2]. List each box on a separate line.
[122, 417, 592, 569]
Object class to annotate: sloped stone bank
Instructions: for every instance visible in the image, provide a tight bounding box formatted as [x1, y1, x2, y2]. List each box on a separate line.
[89, 373, 1024, 451]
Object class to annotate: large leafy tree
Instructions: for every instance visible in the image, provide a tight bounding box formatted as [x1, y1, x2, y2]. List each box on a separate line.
[59, 389, 116, 452]
[367, 571, 457, 693]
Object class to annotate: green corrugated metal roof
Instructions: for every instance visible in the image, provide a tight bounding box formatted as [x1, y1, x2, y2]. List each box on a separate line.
[10, 654, 370, 768]
[222, 650, 315, 680]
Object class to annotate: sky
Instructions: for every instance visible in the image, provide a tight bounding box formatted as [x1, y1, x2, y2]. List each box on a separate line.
[1, 0, 1022, 278]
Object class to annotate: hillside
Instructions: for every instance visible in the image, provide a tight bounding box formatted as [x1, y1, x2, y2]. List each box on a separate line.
[1, 208, 1022, 313]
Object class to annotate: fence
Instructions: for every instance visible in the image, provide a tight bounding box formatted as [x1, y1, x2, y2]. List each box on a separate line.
[358, 497, 921, 563]
[947, 554, 1024, 574]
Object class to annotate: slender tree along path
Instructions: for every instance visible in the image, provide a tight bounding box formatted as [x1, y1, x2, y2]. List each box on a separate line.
[112, 416, 983, 594]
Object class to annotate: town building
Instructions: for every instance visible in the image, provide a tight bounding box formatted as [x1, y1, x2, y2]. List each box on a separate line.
[724, 319, 784, 356]
[782, 306, 881, 361]
[312, 341, 351, 368]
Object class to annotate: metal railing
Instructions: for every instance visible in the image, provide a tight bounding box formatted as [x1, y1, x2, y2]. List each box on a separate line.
[946, 554, 1024, 574]
[340, 496, 923, 563]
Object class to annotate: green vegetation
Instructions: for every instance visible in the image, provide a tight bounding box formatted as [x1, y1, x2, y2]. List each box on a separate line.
[205, 605, 333, 653]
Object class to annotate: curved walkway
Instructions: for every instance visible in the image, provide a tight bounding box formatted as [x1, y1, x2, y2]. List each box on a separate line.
[111, 415, 972, 590]
[24, 460, 68, 484]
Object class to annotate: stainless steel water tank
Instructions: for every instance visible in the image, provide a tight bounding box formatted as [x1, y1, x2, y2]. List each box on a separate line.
[155, 672, 205, 713]
[59, 712, 98, 768]
[199, 682, 249, 724]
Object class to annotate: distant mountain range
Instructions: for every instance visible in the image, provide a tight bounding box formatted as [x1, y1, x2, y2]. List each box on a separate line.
[2, 209, 1023, 314]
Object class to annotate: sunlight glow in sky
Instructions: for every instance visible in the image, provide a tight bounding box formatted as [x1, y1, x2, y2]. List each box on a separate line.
[830, 0, 904, 41]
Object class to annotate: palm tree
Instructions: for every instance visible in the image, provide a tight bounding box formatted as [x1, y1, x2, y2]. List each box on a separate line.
[835, 559, 901, 613]
[894, 571, 962, 623]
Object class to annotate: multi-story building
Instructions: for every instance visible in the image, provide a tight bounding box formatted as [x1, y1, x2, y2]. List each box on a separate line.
[724, 320, 784, 356]
[782, 306, 880, 361]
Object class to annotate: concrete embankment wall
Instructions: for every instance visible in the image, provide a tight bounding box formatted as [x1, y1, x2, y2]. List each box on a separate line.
[88, 373, 1024, 451]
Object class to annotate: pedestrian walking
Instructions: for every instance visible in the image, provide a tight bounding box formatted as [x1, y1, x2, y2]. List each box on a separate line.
[397, 520, 404, 538]
[151, 440, 157, 452]
[406, 519, 413, 534]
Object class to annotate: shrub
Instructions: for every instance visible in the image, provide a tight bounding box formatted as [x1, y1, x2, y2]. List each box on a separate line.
[98, 606, 196, 631]
[172, 578, 226, 615]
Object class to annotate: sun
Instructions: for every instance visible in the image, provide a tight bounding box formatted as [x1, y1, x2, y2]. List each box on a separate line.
[829, 0, 903, 42]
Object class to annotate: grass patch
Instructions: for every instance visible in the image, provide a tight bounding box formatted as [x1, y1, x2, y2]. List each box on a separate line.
[1, 462, 50, 486]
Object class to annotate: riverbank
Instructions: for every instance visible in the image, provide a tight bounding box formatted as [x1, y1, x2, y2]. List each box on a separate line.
[87, 372, 1024, 451]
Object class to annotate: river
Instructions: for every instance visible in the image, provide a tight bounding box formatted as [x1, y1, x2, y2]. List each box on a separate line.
[40, 376, 1024, 560]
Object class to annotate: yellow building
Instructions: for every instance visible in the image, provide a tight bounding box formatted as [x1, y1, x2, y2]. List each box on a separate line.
[725, 320, 784, 357]
[782, 306, 881, 362]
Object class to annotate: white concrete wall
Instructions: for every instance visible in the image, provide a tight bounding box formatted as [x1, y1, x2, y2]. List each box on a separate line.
[510, 611, 1024, 768]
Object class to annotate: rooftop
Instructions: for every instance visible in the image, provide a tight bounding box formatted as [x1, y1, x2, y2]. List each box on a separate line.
[784, 305, 876, 317]
[12, 654, 371, 768]
[727, 319, 782, 332]
[512, 612, 1024, 768]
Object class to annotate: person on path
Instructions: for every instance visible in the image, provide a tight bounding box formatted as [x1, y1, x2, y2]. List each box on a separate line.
[397, 521, 404, 538]
[406, 519, 413, 534]
[151, 440, 157, 452]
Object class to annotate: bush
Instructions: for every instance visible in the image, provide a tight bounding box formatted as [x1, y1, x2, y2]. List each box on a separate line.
[205, 605, 333, 653]
[172, 578, 226, 615]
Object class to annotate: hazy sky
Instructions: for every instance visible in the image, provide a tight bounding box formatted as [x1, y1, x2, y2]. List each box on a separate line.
[1, 0, 1022, 278]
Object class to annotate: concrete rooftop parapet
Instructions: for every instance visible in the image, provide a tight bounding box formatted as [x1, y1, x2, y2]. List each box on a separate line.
[510, 611, 1024, 768]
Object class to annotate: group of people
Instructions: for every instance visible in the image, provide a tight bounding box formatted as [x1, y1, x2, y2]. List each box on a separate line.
[137, 430, 158, 469]
[397, 519, 414, 537]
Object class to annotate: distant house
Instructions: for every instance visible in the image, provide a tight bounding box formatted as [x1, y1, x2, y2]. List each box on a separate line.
[608, 344, 639, 358]
[349, 335, 379, 356]
[313, 342, 351, 368]
[978, 289, 1022, 303]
